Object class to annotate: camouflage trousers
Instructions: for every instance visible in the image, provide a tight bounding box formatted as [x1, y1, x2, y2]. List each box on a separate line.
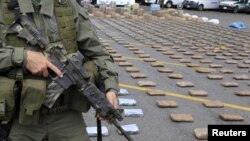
[9, 110, 89, 141]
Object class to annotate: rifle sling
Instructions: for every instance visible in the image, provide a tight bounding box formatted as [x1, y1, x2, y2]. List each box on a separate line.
[97, 118, 102, 141]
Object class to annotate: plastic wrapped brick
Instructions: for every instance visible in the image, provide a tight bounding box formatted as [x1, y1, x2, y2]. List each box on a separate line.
[86, 126, 109, 137]
[117, 124, 139, 135]
[124, 109, 144, 117]
[118, 98, 137, 106]
[118, 88, 129, 96]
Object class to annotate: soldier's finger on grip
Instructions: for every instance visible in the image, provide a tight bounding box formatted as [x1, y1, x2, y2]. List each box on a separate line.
[47, 61, 63, 77]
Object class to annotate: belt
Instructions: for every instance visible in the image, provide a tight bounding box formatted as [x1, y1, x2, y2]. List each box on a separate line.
[48, 105, 69, 114]
[41, 105, 69, 116]
[41, 95, 69, 115]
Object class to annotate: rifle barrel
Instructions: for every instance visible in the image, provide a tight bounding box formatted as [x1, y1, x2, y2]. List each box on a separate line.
[111, 119, 134, 141]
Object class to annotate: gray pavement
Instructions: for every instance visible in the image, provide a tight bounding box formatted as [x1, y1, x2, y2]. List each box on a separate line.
[84, 9, 250, 141]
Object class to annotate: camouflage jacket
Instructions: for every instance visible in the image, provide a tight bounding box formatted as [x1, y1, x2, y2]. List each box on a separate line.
[0, 0, 119, 93]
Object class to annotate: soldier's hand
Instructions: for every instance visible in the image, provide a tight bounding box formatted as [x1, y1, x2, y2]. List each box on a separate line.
[26, 50, 62, 77]
[97, 89, 118, 121]
[106, 89, 118, 109]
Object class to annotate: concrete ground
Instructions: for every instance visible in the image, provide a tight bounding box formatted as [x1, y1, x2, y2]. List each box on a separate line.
[83, 7, 250, 141]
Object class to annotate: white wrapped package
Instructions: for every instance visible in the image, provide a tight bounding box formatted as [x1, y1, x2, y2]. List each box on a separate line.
[118, 98, 137, 106]
[201, 17, 209, 22]
[208, 19, 220, 24]
[124, 109, 144, 117]
[182, 13, 191, 17]
[117, 124, 139, 135]
[86, 126, 109, 137]
[118, 89, 129, 96]
[191, 15, 198, 19]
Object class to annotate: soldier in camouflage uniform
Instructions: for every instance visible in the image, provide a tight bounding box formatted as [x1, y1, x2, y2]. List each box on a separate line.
[0, 0, 119, 141]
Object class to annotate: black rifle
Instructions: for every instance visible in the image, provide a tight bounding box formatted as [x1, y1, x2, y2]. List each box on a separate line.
[10, 15, 133, 141]
[0, 122, 11, 141]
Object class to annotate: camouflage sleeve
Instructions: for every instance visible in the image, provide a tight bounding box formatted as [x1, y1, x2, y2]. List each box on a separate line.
[75, 6, 119, 93]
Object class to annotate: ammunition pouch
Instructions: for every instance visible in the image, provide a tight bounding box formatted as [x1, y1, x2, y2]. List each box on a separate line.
[0, 76, 17, 123]
[7, 68, 23, 81]
[18, 79, 46, 125]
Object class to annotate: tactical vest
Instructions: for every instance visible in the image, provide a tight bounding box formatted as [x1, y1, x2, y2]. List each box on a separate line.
[1, 0, 78, 53]
[0, 0, 93, 125]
